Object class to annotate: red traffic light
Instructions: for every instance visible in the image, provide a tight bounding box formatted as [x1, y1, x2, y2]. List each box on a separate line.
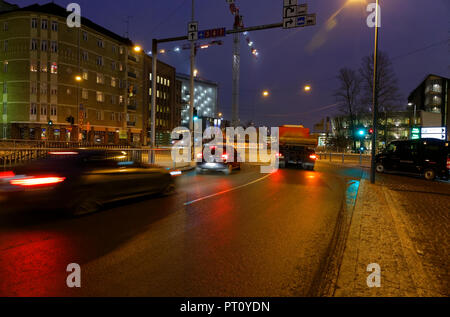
[368, 128, 374, 134]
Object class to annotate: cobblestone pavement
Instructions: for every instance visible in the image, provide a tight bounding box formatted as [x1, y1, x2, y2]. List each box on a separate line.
[374, 172, 450, 296]
[334, 170, 449, 297]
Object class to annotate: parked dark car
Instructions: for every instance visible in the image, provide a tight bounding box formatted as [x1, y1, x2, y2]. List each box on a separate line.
[196, 145, 241, 175]
[0, 150, 175, 216]
[375, 138, 450, 180]
[278, 145, 317, 170]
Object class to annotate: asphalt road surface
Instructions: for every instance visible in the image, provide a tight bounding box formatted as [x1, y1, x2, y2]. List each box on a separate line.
[0, 162, 364, 297]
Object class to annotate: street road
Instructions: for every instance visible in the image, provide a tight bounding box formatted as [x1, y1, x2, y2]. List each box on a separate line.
[0, 162, 363, 297]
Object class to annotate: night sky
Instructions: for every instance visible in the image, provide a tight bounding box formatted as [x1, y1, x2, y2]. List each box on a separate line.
[18, 0, 450, 129]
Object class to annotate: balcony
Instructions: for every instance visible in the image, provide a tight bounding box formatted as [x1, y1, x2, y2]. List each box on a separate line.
[128, 55, 137, 63]
[128, 72, 137, 78]
[127, 121, 136, 127]
[127, 105, 137, 111]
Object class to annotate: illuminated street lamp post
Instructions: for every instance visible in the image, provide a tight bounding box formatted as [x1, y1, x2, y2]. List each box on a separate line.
[370, 0, 380, 184]
[303, 84, 312, 92]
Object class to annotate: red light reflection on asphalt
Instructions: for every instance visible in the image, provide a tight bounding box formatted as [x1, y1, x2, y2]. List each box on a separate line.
[0, 232, 77, 296]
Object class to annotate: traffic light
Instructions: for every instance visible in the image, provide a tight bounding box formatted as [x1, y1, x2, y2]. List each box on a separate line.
[66, 116, 75, 125]
[193, 108, 198, 121]
[368, 128, 374, 135]
[357, 129, 366, 137]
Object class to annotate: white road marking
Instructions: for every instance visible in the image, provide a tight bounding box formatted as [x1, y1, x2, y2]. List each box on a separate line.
[184, 173, 273, 206]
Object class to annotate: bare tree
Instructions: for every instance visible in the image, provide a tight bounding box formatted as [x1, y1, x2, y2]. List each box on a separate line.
[334, 68, 361, 151]
[359, 51, 402, 144]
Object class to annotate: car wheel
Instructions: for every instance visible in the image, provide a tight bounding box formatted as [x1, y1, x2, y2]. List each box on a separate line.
[376, 163, 385, 173]
[162, 182, 176, 196]
[424, 169, 436, 181]
[70, 191, 101, 216]
[224, 164, 233, 175]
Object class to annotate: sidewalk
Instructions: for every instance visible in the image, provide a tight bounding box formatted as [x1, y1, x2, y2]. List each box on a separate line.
[334, 177, 449, 297]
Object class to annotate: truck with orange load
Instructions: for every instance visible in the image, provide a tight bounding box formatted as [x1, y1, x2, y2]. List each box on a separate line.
[277, 125, 318, 170]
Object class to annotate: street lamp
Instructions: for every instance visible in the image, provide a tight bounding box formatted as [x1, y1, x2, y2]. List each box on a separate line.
[369, 0, 380, 184]
[262, 90, 270, 97]
[75, 75, 82, 82]
[193, 69, 198, 77]
[303, 85, 312, 92]
[133, 45, 142, 53]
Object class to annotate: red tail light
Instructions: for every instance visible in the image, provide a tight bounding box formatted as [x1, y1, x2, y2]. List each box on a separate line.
[0, 171, 15, 178]
[309, 154, 317, 160]
[10, 176, 66, 187]
[447, 157, 450, 170]
[275, 152, 284, 158]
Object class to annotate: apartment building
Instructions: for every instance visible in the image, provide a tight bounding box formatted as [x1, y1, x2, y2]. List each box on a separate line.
[0, 2, 145, 144]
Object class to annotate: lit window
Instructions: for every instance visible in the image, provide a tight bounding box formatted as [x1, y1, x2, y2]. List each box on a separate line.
[96, 91, 104, 102]
[82, 70, 88, 80]
[82, 89, 88, 99]
[30, 62, 38, 72]
[111, 77, 116, 87]
[96, 73, 104, 84]
[50, 62, 58, 74]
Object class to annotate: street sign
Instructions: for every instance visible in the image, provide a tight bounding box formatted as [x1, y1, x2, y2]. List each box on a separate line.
[188, 21, 198, 41]
[284, 0, 296, 6]
[283, 17, 296, 29]
[198, 27, 226, 40]
[297, 15, 306, 27]
[411, 127, 421, 140]
[283, 0, 316, 29]
[305, 13, 316, 26]
[297, 3, 307, 15]
[421, 127, 446, 140]
[284, 5, 297, 18]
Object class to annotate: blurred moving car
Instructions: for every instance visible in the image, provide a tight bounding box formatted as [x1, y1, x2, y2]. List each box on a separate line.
[376, 138, 450, 180]
[196, 145, 241, 175]
[0, 150, 175, 216]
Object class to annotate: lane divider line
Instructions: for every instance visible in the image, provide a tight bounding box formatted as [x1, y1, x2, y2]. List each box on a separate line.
[184, 173, 273, 206]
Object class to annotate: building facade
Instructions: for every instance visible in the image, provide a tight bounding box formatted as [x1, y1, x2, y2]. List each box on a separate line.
[408, 74, 449, 140]
[176, 73, 218, 128]
[143, 55, 181, 146]
[329, 111, 412, 151]
[0, 2, 183, 146]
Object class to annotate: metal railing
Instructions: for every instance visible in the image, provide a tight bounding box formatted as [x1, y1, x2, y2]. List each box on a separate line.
[0, 147, 192, 171]
[316, 152, 372, 167]
[0, 139, 135, 149]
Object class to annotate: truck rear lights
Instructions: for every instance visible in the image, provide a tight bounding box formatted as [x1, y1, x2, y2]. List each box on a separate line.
[309, 154, 317, 160]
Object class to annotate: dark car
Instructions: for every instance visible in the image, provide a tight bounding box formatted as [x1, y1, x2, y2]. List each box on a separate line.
[278, 146, 317, 170]
[0, 150, 175, 216]
[196, 145, 241, 175]
[375, 138, 450, 180]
